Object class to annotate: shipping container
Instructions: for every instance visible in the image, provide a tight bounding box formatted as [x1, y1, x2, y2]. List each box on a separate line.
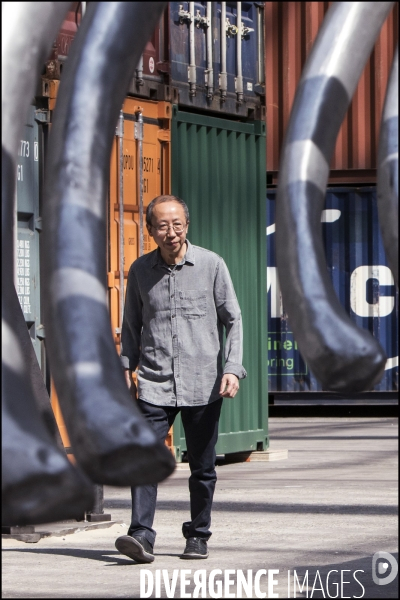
[40, 3, 265, 120]
[43, 2, 83, 80]
[14, 104, 72, 456]
[108, 97, 172, 350]
[171, 107, 268, 459]
[127, 9, 170, 102]
[265, 2, 399, 185]
[267, 187, 399, 393]
[107, 97, 174, 450]
[15, 106, 43, 368]
[157, 2, 265, 118]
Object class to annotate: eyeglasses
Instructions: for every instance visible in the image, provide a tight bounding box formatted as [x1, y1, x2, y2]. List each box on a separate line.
[152, 222, 187, 234]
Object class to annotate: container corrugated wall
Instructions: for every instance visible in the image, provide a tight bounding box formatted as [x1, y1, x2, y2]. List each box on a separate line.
[171, 107, 268, 458]
[267, 187, 399, 392]
[265, 2, 399, 184]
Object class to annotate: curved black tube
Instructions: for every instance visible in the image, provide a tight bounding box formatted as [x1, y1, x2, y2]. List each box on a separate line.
[43, 2, 175, 485]
[276, 2, 394, 392]
[2, 3, 94, 525]
[377, 46, 398, 287]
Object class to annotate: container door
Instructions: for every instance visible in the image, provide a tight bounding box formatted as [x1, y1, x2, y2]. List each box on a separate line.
[171, 107, 268, 459]
[16, 105, 42, 367]
[168, 2, 263, 117]
[108, 98, 172, 351]
[108, 98, 173, 450]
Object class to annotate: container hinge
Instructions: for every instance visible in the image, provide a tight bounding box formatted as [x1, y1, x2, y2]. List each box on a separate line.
[34, 109, 50, 124]
[178, 5, 192, 23]
[194, 10, 209, 28]
[36, 324, 46, 340]
[241, 23, 254, 38]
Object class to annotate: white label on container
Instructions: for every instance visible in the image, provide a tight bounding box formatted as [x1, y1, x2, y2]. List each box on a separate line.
[34, 142, 38, 161]
[17, 237, 31, 315]
[247, 82, 253, 91]
[149, 57, 155, 73]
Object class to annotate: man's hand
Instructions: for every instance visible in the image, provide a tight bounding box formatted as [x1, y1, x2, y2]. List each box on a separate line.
[124, 370, 137, 399]
[219, 373, 239, 398]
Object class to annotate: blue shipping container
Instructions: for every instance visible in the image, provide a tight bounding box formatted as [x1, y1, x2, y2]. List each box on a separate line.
[267, 187, 398, 392]
[168, 2, 264, 117]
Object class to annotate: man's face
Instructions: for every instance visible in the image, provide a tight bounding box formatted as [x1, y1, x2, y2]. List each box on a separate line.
[147, 201, 189, 262]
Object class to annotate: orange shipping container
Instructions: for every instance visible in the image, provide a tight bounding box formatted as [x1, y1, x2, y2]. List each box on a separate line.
[108, 97, 172, 344]
[108, 97, 174, 451]
[265, 1, 398, 184]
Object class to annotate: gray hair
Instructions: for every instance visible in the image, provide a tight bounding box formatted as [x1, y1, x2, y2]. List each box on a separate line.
[146, 195, 190, 227]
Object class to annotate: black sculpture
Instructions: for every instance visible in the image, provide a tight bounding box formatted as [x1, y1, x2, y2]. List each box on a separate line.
[2, 2, 174, 527]
[276, 2, 398, 393]
[2, 1, 398, 526]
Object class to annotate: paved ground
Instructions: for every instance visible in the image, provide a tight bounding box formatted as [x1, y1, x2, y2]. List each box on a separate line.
[2, 417, 398, 598]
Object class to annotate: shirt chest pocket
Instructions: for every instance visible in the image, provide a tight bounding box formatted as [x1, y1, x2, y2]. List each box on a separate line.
[179, 290, 207, 319]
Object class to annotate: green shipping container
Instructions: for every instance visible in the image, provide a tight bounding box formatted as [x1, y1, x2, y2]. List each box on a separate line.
[171, 107, 268, 460]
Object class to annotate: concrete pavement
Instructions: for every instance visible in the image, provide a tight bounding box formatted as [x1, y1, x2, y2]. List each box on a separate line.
[2, 417, 398, 598]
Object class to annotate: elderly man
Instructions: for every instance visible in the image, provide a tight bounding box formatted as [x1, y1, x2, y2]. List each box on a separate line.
[115, 194, 246, 562]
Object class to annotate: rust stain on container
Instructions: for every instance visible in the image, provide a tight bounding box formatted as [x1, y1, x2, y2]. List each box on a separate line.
[265, 2, 398, 184]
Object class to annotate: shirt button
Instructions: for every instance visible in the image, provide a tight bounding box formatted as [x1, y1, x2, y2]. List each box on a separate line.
[171, 273, 175, 277]
[171, 294, 174, 298]
[172, 314, 176, 318]
[173, 335, 177, 339]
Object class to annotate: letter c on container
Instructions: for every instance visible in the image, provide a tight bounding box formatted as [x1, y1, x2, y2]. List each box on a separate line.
[350, 265, 395, 318]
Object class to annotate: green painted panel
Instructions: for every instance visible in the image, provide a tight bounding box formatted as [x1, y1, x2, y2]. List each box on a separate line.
[171, 106, 268, 459]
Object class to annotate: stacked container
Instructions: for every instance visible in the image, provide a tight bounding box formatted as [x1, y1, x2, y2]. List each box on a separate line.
[33, 2, 268, 459]
[127, 2, 265, 119]
[267, 188, 398, 393]
[265, 2, 398, 396]
[265, 1, 398, 185]
[27, 1, 397, 455]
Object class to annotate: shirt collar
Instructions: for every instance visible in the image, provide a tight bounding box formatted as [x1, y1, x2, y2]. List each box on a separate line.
[151, 239, 195, 268]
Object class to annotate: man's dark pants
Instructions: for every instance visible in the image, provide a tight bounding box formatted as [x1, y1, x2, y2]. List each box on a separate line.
[128, 398, 223, 547]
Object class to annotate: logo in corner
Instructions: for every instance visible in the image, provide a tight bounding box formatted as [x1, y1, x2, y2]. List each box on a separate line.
[372, 552, 398, 586]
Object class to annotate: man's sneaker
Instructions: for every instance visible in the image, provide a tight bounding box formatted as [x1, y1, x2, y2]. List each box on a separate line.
[180, 537, 209, 559]
[115, 535, 154, 563]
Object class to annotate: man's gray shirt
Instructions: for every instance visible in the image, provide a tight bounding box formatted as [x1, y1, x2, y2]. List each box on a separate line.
[120, 239, 247, 407]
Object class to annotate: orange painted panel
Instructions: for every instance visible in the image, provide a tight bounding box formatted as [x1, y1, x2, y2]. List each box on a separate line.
[108, 98, 172, 448]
